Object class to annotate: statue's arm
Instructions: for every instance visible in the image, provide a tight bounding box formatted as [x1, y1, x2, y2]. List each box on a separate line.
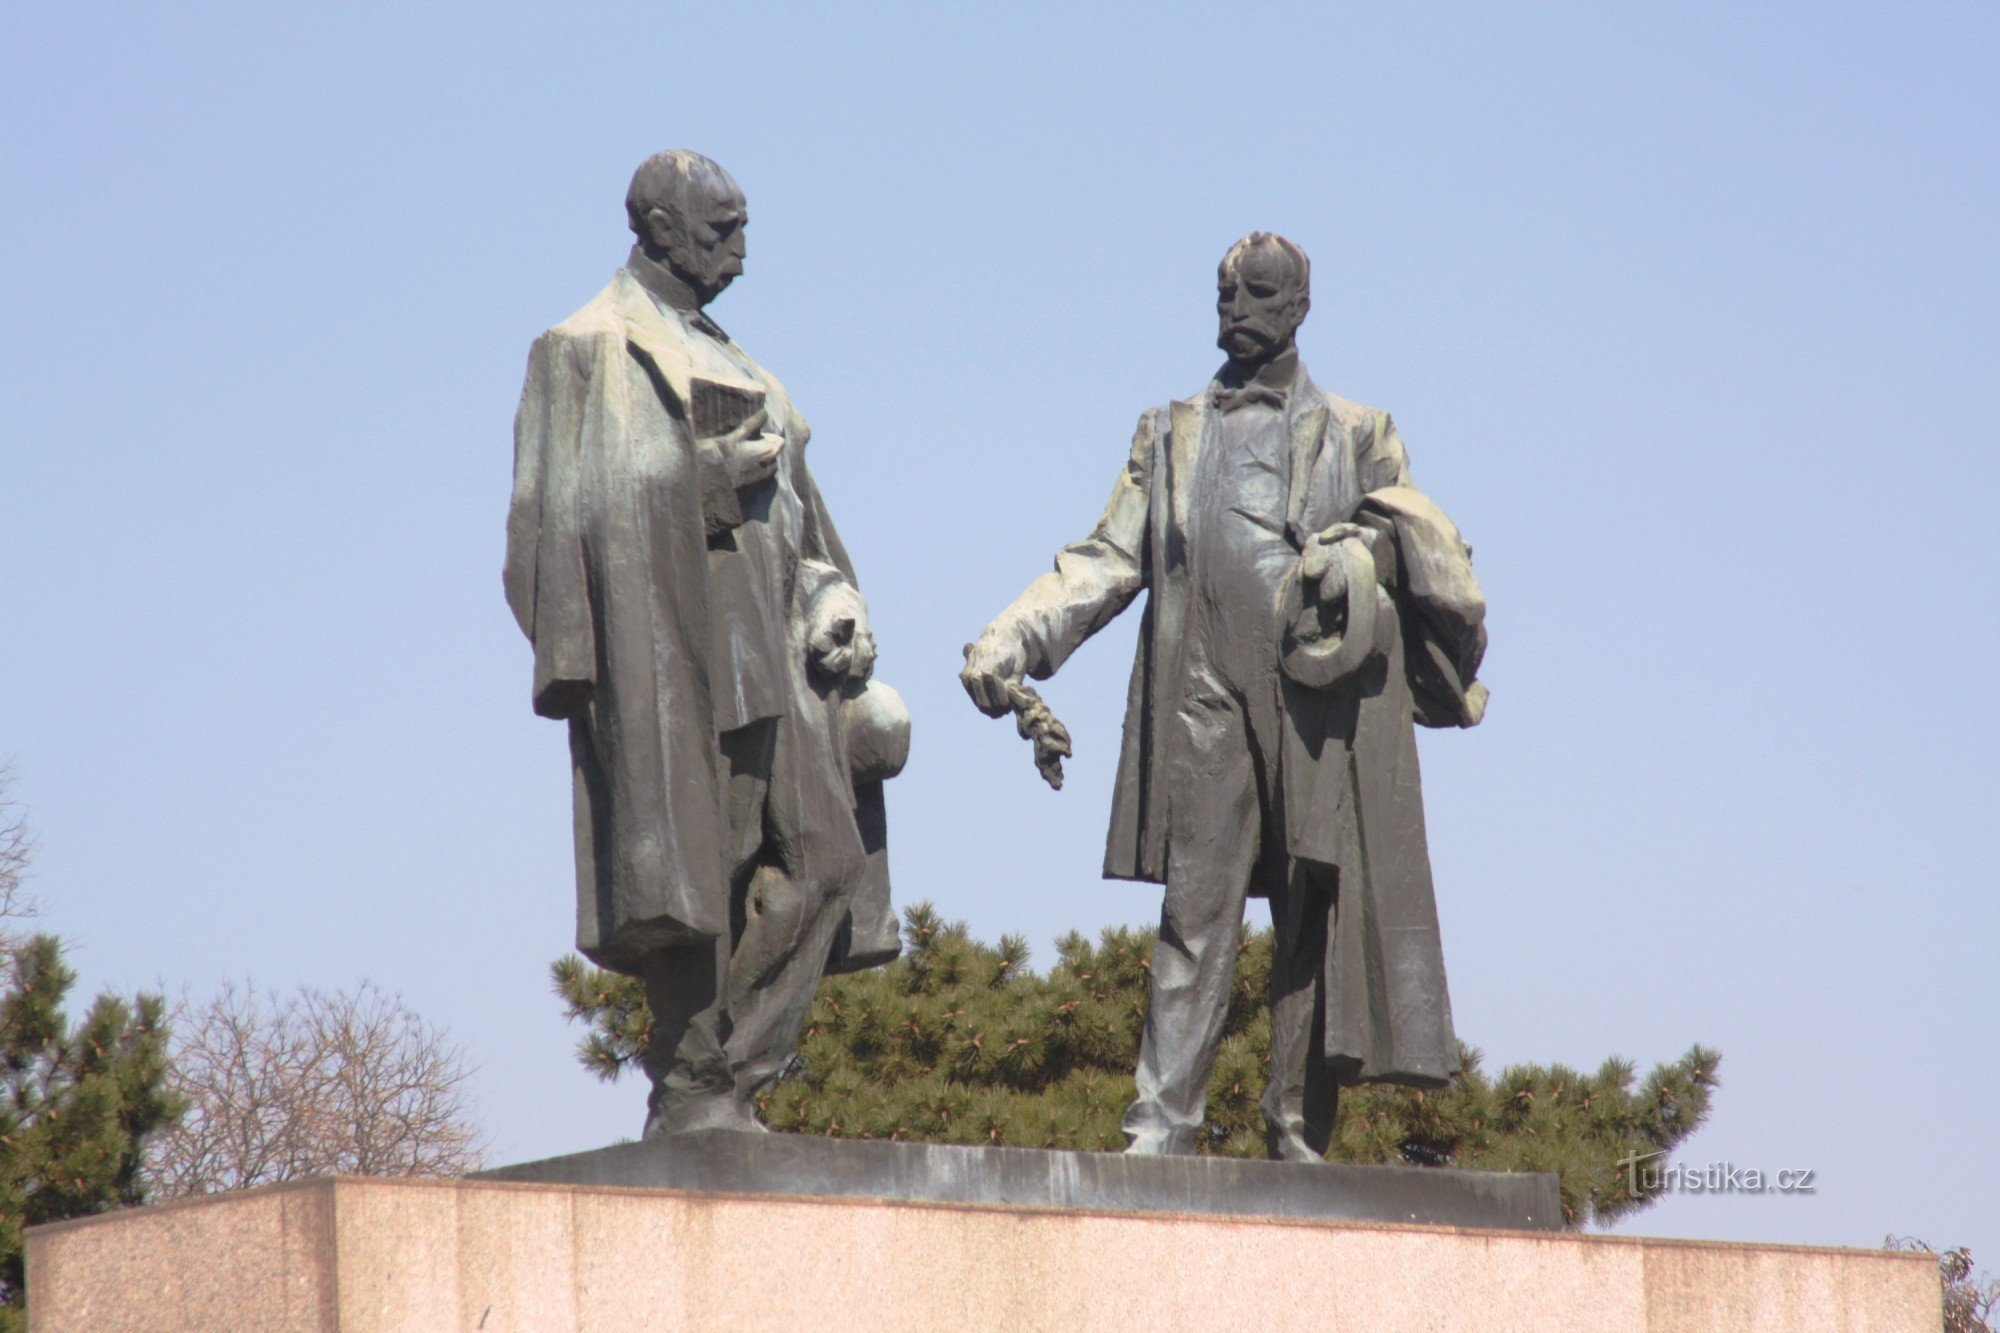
[965, 408, 1158, 703]
[790, 419, 878, 683]
[1359, 408, 1414, 493]
[504, 329, 609, 719]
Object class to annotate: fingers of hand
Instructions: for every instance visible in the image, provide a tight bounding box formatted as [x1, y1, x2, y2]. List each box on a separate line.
[959, 667, 1011, 717]
[1317, 521, 1364, 545]
[733, 432, 784, 487]
[722, 408, 771, 447]
[848, 632, 877, 681]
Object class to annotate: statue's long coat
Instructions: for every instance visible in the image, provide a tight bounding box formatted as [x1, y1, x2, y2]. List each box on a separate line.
[504, 271, 897, 974]
[995, 368, 1487, 1086]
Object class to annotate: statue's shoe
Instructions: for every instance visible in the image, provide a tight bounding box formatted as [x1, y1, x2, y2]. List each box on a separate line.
[1266, 1129, 1325, 1164]
[1122, 1127, 1199, 1156]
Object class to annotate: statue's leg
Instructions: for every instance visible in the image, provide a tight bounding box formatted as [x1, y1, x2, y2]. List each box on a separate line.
[1263, 862, 1338, 1161]
[635, 935, 738, 1136]
[632, 719, 778, 1137]
[1122, 660, 1260, 1155]
[724, 706, 867, 1109]
[723, 862, 849, 1105]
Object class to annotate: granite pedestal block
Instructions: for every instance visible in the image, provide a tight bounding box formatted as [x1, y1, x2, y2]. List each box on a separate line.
[24, 1173, 1941, 1331]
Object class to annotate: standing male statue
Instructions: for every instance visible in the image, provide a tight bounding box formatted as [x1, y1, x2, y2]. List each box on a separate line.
[961, 233, 1487, 1160]
[506, 150, 907, 1137]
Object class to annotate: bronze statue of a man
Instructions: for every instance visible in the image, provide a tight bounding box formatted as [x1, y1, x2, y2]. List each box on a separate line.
[962, 233, 1487, 1160]
[507, 151, 907, 1137]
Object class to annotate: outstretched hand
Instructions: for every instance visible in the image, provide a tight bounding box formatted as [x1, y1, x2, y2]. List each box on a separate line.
[962, 633, 1070, 788]
[960, 629, 1027, 718]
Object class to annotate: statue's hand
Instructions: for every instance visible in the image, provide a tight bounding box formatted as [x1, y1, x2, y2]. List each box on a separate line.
[1299, 523, 1366, 605]
[722, 410, 785, 491]
[808, 586, 875, 684]
[960, 628, 1027, 719]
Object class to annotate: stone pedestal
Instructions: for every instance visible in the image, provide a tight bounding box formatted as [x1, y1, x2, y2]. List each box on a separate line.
[25, 1169, 1939, 1331]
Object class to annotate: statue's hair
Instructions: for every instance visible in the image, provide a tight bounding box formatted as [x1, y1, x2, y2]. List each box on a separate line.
[625, 150, 739, 235]
[1221, 232, 1310, 299]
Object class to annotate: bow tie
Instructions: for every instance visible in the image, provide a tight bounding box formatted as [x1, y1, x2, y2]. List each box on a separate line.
[1210, 383, 1286, 413]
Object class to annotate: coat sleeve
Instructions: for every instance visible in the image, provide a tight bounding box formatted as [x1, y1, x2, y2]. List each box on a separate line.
[987, 408, 1159, 679]
[1358, 408, 1414, 493]
[504, 329, 605, 719]
[784, 407, 865, 632]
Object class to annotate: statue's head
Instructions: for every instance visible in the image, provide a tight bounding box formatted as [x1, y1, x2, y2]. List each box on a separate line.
[1216, 232, 1310, 367]
[626, 150, 747, 305]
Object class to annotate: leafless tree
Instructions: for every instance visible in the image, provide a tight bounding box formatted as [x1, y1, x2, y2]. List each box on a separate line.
[151, 981, 487, 1197]
[0, 764, 36, 934]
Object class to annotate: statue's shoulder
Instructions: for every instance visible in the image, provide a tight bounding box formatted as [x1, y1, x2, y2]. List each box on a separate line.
[522, 282, 632, 391]
[1154, 383, 1213, 443]
[1311, 385, 1387, 437]
[542, 273, 640, 347]
[532, 272, 706, 404]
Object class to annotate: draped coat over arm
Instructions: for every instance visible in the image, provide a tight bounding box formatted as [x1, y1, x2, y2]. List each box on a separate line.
[986, 368, 1487, 1086]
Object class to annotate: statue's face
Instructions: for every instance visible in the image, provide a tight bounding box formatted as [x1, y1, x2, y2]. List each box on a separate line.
[642, 181, 748, 304]
[1216, 243, 1306, 365]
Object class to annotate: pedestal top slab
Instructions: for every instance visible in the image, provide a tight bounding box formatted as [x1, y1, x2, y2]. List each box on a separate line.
[473, 1129, 1564, 1230]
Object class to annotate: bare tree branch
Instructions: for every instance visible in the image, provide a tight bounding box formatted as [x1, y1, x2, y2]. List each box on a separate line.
[151, 981, 487, 1198]
[0, 764, 39, 934]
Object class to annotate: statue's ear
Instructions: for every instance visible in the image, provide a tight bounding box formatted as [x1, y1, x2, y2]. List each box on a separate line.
[640, 202, 684, 254]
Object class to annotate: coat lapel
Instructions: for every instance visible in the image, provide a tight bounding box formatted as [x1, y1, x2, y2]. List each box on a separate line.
[610, 270, 700, 413]
[1285, 386, 1330, 542]
[1166, 394, 1207, 548]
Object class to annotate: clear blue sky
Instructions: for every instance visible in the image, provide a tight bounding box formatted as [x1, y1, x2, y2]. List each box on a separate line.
[4, 4, 1994, 1259]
